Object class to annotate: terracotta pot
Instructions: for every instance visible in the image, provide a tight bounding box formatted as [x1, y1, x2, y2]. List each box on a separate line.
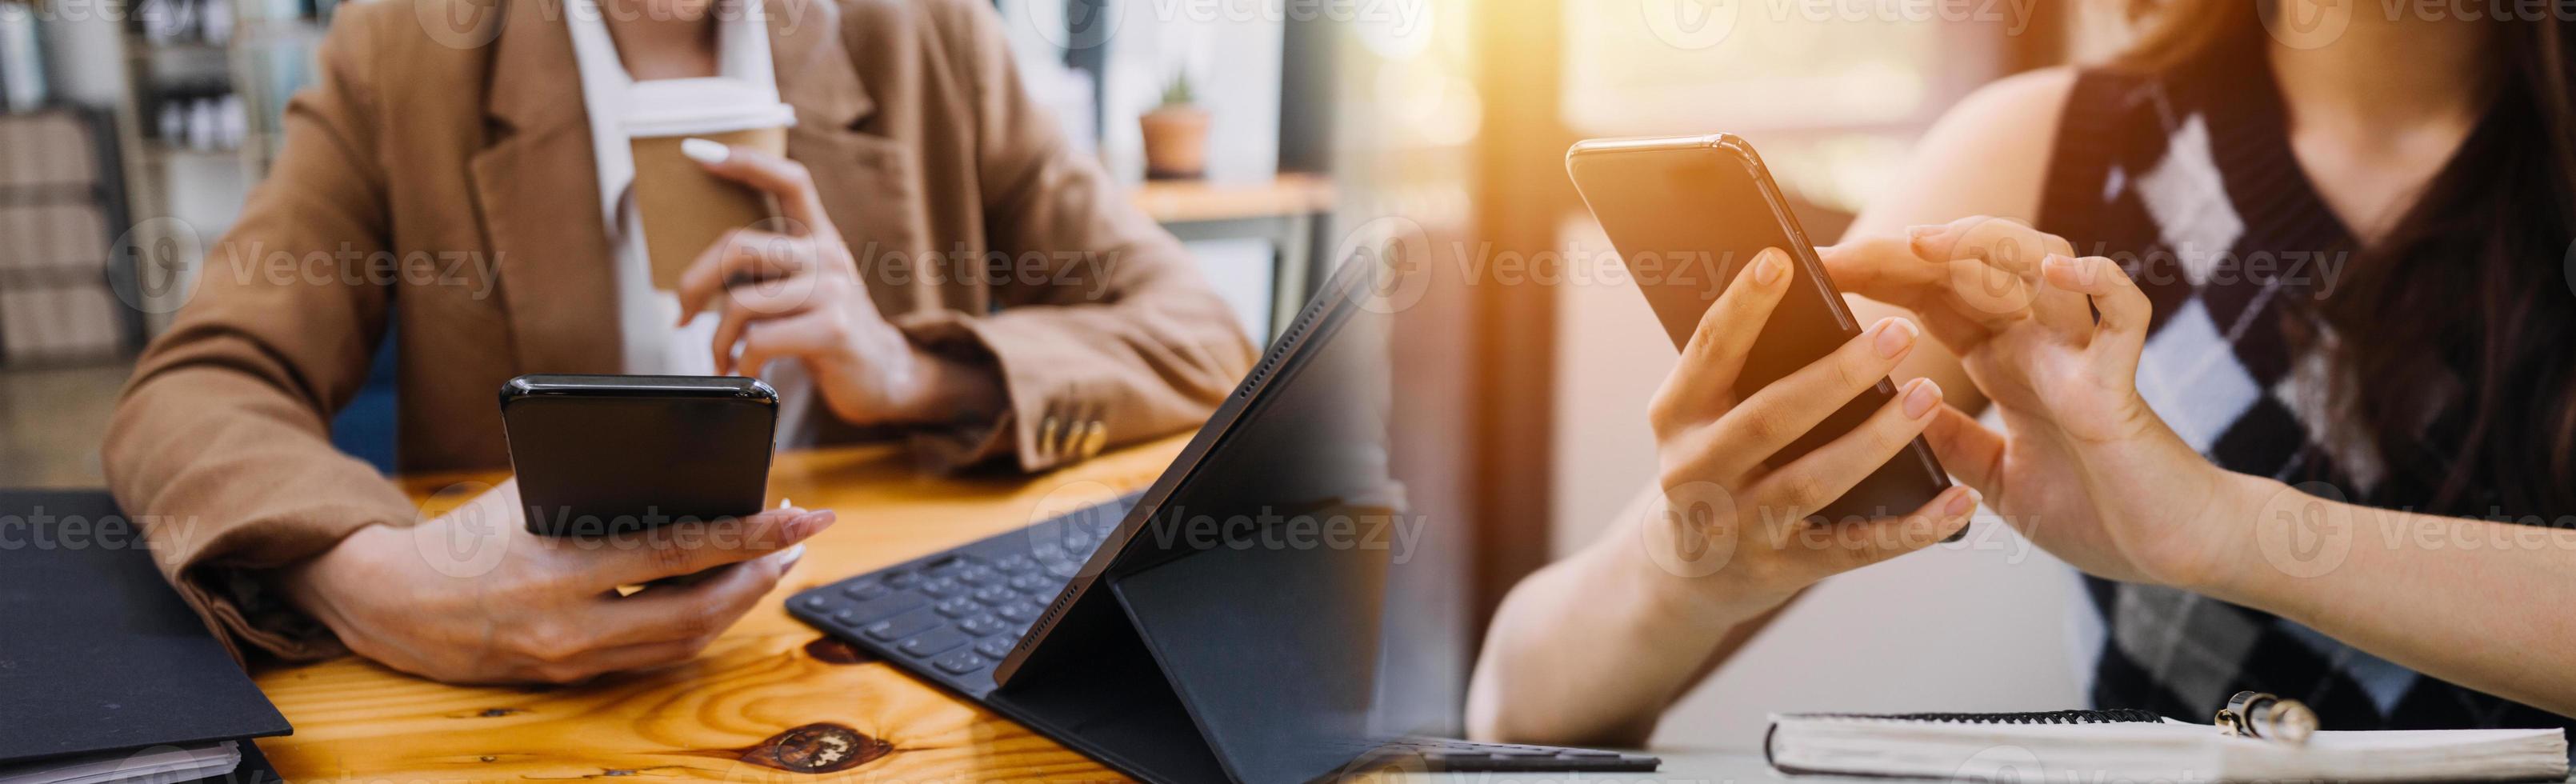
[1139, 106, 1210, 181]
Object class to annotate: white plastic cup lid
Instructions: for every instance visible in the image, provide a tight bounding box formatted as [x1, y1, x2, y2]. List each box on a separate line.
[622, 77, 798, 138]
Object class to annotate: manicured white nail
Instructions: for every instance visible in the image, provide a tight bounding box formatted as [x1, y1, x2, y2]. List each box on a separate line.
[681, 138, 730, 165]
[768, 543, 806, 568]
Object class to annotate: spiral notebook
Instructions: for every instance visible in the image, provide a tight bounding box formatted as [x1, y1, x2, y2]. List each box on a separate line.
[1765, 710, 2568, 782]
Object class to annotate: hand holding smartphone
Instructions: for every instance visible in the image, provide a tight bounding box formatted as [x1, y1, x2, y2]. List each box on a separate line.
[1566, 134, 1957, 531]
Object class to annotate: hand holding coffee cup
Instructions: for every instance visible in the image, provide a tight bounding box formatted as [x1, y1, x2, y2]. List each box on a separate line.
[626, 78, 796, 291]
[673, 141, 1005, 428]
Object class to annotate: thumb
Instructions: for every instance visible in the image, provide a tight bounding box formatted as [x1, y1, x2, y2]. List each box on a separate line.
[1923, 404, 2004, 494]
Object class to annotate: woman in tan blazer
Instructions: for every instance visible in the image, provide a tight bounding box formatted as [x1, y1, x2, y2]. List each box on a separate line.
[103, 0, 1255, 683]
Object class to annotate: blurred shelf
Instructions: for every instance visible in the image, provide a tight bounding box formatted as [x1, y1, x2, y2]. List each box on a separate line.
[1129, 173, 1337, 225]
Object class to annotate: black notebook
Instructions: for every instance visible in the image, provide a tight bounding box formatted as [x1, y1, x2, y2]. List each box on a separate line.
[0, 490, 292, 781]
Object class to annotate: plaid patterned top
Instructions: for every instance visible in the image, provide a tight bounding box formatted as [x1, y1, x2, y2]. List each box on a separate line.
[2035, 34, 2570, 731]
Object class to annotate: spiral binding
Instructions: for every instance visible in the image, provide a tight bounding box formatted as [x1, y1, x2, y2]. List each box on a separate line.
[1790, 709, 2164, 725]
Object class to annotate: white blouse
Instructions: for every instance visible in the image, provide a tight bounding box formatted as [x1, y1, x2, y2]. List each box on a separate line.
[562, 0, 818, 444]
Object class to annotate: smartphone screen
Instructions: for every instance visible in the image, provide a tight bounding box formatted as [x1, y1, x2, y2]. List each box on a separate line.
[1567, 135, 1949, 524]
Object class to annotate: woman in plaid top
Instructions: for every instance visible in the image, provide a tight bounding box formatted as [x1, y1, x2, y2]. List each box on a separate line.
[1474, 0, 2576, 744]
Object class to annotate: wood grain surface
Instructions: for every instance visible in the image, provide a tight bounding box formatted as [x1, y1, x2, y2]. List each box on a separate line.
[252, 437, 1195, 784]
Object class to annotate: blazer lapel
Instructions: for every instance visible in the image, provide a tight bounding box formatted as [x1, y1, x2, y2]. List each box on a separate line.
[768, 0, 935, 314]
[470, 0, 622, 374]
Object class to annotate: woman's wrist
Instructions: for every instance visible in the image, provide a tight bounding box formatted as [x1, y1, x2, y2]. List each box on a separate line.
[2178, 470, 2294, 605]
[1594, 501, 1793, 633]
[274, 522, 390, 645]
[894, 346, 1006, 426]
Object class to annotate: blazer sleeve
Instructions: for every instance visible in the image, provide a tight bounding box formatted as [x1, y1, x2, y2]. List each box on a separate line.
[893, 0, 1258, 473]
[102, 6, 418, 664]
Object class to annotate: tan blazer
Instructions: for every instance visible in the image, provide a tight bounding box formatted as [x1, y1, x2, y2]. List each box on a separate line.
[103, 0, 1255, 662]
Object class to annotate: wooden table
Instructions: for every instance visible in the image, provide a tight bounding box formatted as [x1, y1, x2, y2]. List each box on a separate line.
[251, 436, 1194, 783]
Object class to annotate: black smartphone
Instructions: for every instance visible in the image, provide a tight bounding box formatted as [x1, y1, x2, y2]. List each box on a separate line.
[499, 374, 778, 537]
[1566, 134, 1952, 526]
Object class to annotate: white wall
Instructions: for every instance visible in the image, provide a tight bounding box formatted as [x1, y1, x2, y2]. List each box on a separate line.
[1548, 218, 2090, 752]
[998, 0, 1286, 338]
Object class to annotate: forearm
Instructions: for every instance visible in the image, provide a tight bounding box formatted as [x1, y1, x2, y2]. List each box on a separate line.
[2206, 472, 2576, 716]
[1466, 517, 1785, 746]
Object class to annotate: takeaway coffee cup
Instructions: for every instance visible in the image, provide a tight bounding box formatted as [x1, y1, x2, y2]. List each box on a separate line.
[625, 78, 797, 291]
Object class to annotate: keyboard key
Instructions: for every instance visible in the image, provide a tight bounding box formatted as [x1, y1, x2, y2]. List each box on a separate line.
[974, 637, 1017, 660]
[922, 554, 968, 576]
[972, 586, 1016, 606]
[932, 650, 988, 675]
[1007, 573, 1054, 593]
[959, 614, 1008, 637]
[898, 627, 970, 658]
[992, 554, 1032, 573]
[997, 602, 1042, 622]
[798, 594, 833, 612]
[957, 566, 1002, 586]
[933, 597, 981, 618]
[918, 577, 962, 598]
[882, 570, 920, 589]
[833, 592, 926, 626]
[862, 609, 942, 642]
[841, 581, 889, 601]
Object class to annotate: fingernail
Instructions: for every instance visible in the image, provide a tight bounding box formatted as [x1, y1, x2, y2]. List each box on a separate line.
[1752, 248, 1786, 286]
[681, 138, 730, 165]
[1902, 378, 1942, 418]
[790, 509, 838, 538]
[768, 543, 806, 570]
[1873, 317, 1918, 358]
[1906, 224, 1948, 250]
[1945, 488, 1979, 518]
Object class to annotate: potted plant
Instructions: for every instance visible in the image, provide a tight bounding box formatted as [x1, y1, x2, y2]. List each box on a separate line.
[1138, 71, 1209, 181]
